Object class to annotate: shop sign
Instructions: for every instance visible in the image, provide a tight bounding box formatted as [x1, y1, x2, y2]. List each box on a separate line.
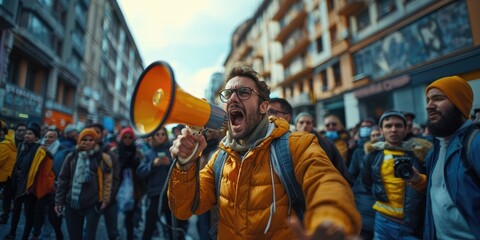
[355, 75, 410, 99]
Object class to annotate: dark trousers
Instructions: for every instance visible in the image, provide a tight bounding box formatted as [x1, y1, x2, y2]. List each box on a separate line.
[33, 192, 63, 239]
[47, 201, 64, 240]
[33, 193, 49, 236]
[142, 194, 188, 240]
[123, 201, 142, 240]
[102, 201, 119, 240]
[0, 178, 13, 217]
[64, 205, 100, 240]
[9, 194, 38, 240]
[197, 211, 211, 240]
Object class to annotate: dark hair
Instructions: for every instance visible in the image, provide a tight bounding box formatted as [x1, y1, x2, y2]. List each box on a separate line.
[14, 123, 27, 130]
[225, 63, 270, 102]
[269, 98, 292, 115]
[87, 123, 104, 132]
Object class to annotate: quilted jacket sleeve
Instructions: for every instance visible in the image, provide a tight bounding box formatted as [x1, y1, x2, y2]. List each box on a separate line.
[290, 132, 362, 235]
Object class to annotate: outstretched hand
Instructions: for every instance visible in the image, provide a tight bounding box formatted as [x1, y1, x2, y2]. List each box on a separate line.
[288, 216, 360, 240]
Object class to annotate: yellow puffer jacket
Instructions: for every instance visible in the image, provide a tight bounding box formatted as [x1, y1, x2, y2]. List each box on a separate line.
[168, 117, 361, 239]
[0, 130, 17, 182]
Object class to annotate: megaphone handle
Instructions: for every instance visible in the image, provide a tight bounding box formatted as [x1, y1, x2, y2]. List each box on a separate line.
[177, 126, 204, 163]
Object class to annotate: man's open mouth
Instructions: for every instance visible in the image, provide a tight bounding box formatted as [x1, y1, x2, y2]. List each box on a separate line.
[229, 109, 244, 126]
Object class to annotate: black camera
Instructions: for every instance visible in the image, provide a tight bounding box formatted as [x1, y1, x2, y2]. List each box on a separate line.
[394, 157, 413, 179]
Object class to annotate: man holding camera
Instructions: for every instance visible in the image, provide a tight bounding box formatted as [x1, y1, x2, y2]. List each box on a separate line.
[362, 110, 432, 239]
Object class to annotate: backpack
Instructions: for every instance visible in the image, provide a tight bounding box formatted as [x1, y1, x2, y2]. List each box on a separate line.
[460, 122, 480, 186]
[213, 132, 305, 222]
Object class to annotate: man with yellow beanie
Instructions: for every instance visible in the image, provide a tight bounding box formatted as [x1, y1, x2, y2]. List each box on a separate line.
[409, 76, 479, 239]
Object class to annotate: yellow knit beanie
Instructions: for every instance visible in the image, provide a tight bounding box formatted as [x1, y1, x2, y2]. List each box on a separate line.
[426, 76, 473, 119]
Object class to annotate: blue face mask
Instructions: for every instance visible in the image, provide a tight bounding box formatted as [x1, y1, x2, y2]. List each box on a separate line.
[359, 127, 372, 138]
[325, 131, 339, 141]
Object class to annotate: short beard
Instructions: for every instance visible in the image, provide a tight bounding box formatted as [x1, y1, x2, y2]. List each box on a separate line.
[427, 106, 464, 138]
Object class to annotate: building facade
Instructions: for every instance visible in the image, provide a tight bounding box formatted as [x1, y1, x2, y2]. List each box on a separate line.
[80, 0, 143, 132]
[224, 0, 480, 129]
[0, 0, 143, 133]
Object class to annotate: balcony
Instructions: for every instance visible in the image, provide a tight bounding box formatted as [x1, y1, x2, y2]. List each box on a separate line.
[275, 8, 307, 42]
[273, 0, 295, 21]
[338, 0, 366, 16]
[279, 35, 309, 66]
[289, 92, 313, 108]
[280, 59, 313, 87]
[237, 40, 253, 60]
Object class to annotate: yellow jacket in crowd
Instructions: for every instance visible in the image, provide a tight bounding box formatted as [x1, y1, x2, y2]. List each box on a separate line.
[0, 130, 17, 182]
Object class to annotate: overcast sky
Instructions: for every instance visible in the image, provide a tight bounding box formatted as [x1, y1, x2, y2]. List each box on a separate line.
[117, 0, 262, 98]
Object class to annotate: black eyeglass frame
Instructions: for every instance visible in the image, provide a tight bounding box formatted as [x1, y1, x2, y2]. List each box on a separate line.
[267, 109, 290, 116]
[219, 87, 264, 103]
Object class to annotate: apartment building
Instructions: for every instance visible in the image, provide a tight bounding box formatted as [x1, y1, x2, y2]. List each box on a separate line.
[80, 0, 143, 131]
[0, 0, 143, 132]
[0, 0, 88, 129]
[224, 0, 480, 129]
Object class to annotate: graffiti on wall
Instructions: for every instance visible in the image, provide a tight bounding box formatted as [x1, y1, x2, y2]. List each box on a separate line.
[354, 0, 472, 79]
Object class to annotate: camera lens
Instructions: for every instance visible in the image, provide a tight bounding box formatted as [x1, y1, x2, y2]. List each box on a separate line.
[399, 165, 413, 179]
[394, 157, 413, 179]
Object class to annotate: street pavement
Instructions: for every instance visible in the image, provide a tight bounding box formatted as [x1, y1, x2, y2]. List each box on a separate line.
[0, 196, 200, 240]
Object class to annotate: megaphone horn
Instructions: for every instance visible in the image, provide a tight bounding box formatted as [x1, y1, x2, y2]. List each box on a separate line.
[129, 61, 227, 137]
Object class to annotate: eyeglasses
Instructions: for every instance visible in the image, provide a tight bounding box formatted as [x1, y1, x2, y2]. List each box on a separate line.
[325, 122, 337, 127]
[267, 109, 289, 116]
[219, 87, 264, 103]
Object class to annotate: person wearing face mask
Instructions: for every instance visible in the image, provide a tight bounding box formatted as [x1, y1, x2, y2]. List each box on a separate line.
[321, 115, 352, 166]
[293, 111, 353, 186]
[348, 118, 376, 240]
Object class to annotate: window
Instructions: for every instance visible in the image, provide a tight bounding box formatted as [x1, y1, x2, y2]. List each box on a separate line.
[333, 63, 342, 87]
[316, 36, 324, 53]
[377, 0, 396, 19]
[75, 3, 86, 25]
[72, 26, 84, 52]
[329, 25, 337, 43]
[6, 54, 19, 85]
[356, 7, 370, 31]
[321, 70, 328, 91]
[69, 52, 82, 73]
[25, 65, 38, 92]
[38, 0, 53, 9]
[328, 0, 335, 11]
[28, 15, 53, 48]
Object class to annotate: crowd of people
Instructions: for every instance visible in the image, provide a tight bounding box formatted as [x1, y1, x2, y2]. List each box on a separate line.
[1, 65, 480, 240]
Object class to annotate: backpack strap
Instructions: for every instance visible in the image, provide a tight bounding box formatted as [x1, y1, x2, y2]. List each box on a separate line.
[271, 131, 305, 221]
[213, 150, 228, 201]
[212, 131, 305, 222]
[460, 124, 480, 187]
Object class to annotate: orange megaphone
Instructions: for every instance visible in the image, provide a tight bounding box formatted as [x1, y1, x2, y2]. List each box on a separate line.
[129, 61, 227, 137]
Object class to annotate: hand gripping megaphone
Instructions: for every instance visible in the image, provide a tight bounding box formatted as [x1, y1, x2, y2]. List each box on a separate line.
[129, 61, 227, 139]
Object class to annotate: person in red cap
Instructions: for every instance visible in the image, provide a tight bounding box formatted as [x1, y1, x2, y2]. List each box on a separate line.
[407, 76, 479, 239]
[54, 128, 113, 240]
[109, 127, 145, 240]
